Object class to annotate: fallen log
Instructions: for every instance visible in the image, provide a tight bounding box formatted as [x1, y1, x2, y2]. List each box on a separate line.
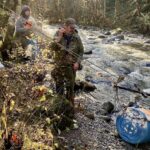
[114, 85, 150, 97]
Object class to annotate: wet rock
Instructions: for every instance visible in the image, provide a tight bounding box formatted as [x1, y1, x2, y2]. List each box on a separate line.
[84, 45, 94, 52]
[119, 71, 146, 90]
[84, 112, 95, 120]
[146, 63, 150, 67]
[85, 75, 112, 85]
[143, 89, 150, 94]
[83, 81, 97, 92]
[88, 40, 100, 44]
[142, 43, 150, 51]
[121, 41, 143, 48]
[96, 102, 114, 117]
[115, 66, 131, 75]
[144, 39, 150, 44]
[0, 62, 4, 69]
[100, 115, 111, 122]
[106, 35, 124, 43]
[128, 101, 136, 107]
[111, 61, 132, 75]
[115, 35, 124, 41]
[96, 108, 106, 115]
[143, 77, 150, 88]
[74, 80, 83, 92]
[82, 26, 88, 30]
[88, 37, 97, 40]
[74, 80, 96, 92]
[111, 28, 122, 35]
[98, 34, 106, 39]
[140, 61, 150, 68]
[89, 34, 94, 37]
[104, 31, 111, 35]
[140, 67, 150, 76]
[128, 71, 144, 81]
[84, 50, 93, 55]
[101, 102, 114, 114]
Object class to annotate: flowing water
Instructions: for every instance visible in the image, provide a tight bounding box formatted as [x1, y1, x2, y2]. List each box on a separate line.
[0, 23, 149, 149]
[42, 24, 150, 149]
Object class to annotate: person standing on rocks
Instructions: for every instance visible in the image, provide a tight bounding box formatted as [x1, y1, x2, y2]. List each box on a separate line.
[51, 18, 84, 108]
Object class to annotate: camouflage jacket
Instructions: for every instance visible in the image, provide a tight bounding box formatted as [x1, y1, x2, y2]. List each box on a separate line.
[50, 30, 84, 66]
[15, 16, 36, 38]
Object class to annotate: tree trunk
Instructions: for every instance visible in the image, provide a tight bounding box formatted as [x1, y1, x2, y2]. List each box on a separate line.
[1, 0, 21, 61]
[103, 0, 106, 18]
[114, 0, 120, 23]
[136, 0, 141, 16]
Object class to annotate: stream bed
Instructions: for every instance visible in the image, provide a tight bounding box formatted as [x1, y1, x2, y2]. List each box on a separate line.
[44, 25, 150, 150]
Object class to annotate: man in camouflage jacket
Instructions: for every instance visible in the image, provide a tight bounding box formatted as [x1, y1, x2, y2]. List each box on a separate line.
[51, 18, 84, 107]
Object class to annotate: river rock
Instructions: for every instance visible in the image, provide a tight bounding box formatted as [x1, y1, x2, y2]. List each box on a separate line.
[104, 31, 111, 35]
[98, 34, 106, 39]
[115, 35, 124, 41]
[0, 62, 4, 69]
[143, 77, 150, 88]
[144, 39, 150, 44]
[84, 112, 95, 120]
[111, 61, 132, 75]
[143, 89, 150, 94]
[99, 115, 111, 122]
[119, 71, 145, 90]
[74, 80, 96, 92]
[88, 37, 97, 40]
[83, 81, 97, 92]
[84, 50, 93, 55]
[101, 102, 114, 114]
[142, 43, 150, 51]
[96, 102, 114, 115]
[140, 67, 150, 76]
[128, 71, 144, 81]
[106, 35, 124, 43]
[146, 63, 150, 67]
[121, 41, 143, 48]
[111, 28, 122, 35]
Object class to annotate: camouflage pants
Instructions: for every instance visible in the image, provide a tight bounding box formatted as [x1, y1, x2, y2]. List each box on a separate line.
[51, 65, 76, 105]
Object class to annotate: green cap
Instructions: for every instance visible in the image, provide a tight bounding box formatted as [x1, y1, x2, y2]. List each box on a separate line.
[64, 18, 77, 28]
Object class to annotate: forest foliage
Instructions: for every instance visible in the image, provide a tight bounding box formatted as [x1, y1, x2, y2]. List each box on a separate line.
[0, 0, 150, 33]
